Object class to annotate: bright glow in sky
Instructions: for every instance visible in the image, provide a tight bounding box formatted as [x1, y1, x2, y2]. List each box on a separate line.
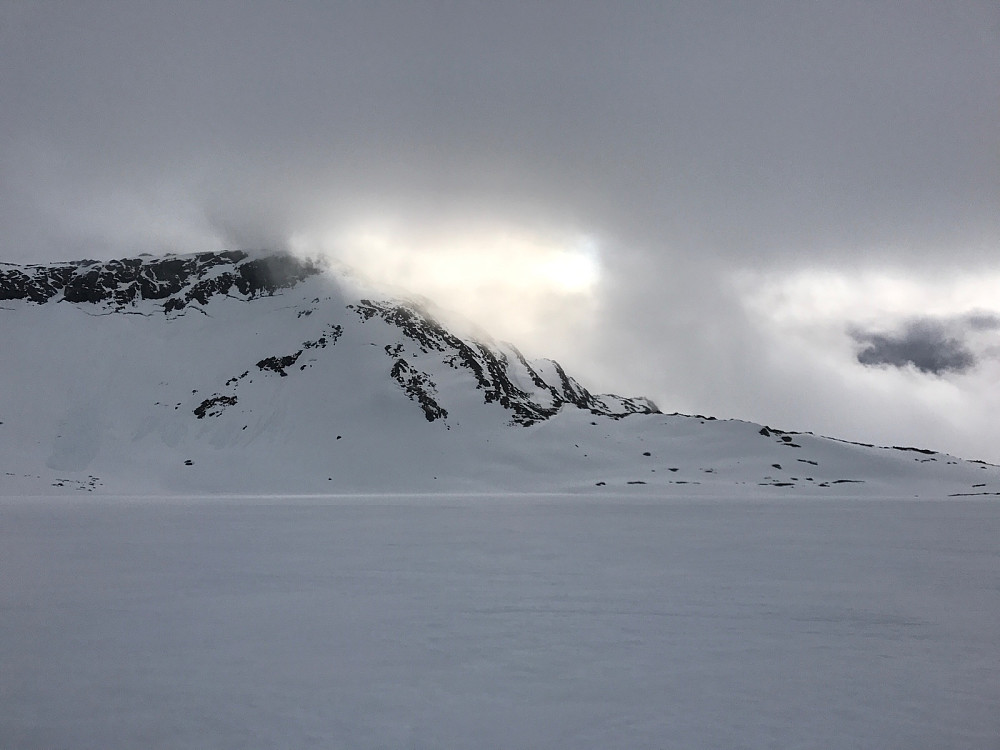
[290, 217, 602, 351]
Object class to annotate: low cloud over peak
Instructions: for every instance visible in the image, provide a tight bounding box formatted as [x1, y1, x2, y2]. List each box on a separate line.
[2, 2, 999, 461]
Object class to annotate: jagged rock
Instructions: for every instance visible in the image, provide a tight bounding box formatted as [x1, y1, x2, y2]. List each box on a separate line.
[0, 250, 321, 312]
[1, 250, 660, 432]
[194, 395, 238, 419]
[390, 359, 448, 422]
[349, 297, 659, 425]
[257, 352, 302, 376]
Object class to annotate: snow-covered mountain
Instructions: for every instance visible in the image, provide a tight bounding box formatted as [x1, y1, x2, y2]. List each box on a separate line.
[1, 250, 997, 497]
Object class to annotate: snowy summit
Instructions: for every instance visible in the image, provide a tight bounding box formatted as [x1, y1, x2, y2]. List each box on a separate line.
[1, 250, 997, 497]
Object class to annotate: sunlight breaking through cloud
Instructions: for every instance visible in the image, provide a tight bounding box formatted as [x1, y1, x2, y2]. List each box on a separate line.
[289, 217, 602, 353]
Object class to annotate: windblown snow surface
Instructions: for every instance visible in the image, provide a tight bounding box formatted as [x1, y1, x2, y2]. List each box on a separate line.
[2, 494, 999, 748]
[2, 252, 999, 747]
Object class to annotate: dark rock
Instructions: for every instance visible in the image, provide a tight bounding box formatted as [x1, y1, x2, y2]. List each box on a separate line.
[390, 358, 448, 422]
[194, 395, 238, 419]
[351, 297, 658, 426]
[0, 250, 320, 313]
[891, 445, 937, 455]
[257, 352, 302, 376]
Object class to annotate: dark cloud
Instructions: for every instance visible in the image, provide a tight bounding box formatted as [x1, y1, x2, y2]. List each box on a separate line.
[1, 1, 997, 267]
[852, 318, 982, 375]
[965, 312, 1000, 331]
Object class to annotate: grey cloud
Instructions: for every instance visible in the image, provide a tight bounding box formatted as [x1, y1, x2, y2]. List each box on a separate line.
[1, 1, 998, 267]
[2, 1, 1000, 461]
[851, 317, 991, 375]
[965, 312, 1000, 331]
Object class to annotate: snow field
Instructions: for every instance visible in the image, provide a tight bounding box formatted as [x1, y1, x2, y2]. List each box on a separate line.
[2, 494, 998, 748]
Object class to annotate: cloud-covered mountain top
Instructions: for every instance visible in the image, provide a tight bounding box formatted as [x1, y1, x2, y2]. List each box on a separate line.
[1, 250, 997, 497]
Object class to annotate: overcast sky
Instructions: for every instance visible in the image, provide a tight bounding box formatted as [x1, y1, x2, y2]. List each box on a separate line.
[2, 1, 998, 461]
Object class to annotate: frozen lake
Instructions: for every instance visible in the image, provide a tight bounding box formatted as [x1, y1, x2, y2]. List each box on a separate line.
[2, 494, 999, 748]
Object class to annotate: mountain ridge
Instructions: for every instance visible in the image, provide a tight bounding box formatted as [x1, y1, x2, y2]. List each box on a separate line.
[1, 250, 997, 497]
[0, 250, 321, 309]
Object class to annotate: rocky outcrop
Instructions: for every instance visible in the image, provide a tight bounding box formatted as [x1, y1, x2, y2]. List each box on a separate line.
[349, 298, 659, 425]
[2, 250, 659, 426]
[0, 251, 322, 312]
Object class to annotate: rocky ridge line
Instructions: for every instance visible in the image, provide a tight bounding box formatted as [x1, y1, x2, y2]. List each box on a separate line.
[1, 251, 659, 426]
[0, 251, 321, 311]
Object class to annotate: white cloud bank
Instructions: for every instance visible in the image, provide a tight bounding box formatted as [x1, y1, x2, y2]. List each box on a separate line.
[729, 268, 1000, 461]
[290, 215, 603, 353]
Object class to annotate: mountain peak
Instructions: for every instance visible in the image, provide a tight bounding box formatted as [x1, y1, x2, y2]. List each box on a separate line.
[1, 250, 997, 497]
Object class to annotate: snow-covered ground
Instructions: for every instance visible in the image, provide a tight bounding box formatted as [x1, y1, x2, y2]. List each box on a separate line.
[5, 251, 999, 499]
[3, 493, 998, 749]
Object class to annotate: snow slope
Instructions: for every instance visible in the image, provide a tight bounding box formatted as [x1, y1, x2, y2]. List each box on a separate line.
[1, 250, 998, 497]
